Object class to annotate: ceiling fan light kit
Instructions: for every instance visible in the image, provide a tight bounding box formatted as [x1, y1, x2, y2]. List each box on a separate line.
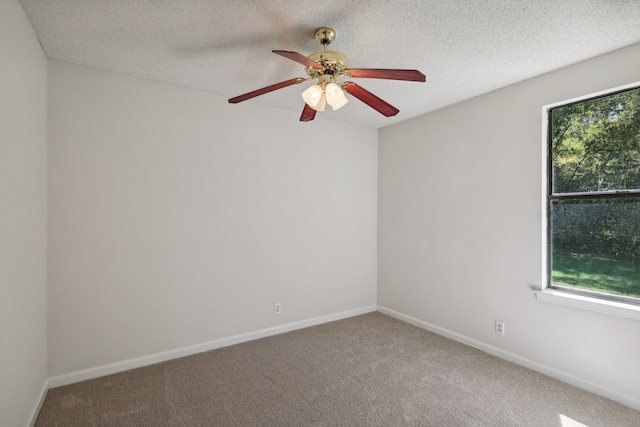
[303, 82, 349, 111]
[228, 27, 426, 122]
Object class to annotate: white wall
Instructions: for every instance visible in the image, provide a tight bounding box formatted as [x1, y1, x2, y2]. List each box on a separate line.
[47, 60, 378, 377]
[378, 43, 640, 408]
[0, 1, 48, 426]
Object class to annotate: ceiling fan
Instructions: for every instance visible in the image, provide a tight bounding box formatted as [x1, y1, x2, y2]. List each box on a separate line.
[228, 27, 426, 122]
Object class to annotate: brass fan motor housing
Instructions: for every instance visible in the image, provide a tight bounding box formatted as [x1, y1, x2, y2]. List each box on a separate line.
[305, 50, 347, 78]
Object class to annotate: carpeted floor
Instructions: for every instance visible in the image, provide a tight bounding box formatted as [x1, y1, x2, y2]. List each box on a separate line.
[35, 312, 640, 426]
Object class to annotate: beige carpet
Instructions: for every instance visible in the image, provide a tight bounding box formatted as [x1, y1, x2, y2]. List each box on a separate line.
[35, 312, 640, 426]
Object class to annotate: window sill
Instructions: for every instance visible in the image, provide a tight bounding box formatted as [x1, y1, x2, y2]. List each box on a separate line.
[535, 289, 640, 320]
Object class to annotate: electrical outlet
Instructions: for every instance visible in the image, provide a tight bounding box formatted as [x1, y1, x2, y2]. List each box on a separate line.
[495, 320, 505, 336]
[274, 302, 282, 315]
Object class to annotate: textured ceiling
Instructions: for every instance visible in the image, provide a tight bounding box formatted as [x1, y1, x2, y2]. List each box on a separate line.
[19, 0, 640, 129]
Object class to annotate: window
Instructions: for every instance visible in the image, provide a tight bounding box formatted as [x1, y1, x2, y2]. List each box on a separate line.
[547, 85, 640, 306]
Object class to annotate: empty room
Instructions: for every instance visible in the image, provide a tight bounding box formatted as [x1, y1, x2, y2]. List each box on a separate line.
[2, 0, 640, 426]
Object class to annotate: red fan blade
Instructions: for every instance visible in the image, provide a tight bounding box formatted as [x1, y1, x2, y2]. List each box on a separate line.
[346, 68, 426, 82]
[273, 50, 324, 70]
[342, 82, 399, 117]
[229, 78, 304, 103]
[300, 103, 317, 122]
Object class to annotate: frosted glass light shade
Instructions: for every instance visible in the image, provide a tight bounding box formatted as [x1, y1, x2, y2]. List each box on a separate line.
[325, 83, 342, 104]
[311, 94, 326, 111]
[330, 95, 348, 111]
[325, 82, 348, 110]
[302, 84, 323, 108]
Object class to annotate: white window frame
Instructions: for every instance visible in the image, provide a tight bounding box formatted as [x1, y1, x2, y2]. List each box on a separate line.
[536, 81, 640, 321]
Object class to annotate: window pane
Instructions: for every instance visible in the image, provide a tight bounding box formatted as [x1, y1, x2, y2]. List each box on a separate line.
[551, 87, 640, 194]
[550, 197, 640, 300]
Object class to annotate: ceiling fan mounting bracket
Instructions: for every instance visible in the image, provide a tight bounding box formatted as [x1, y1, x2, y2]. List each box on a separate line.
[315, 27, 336, 46]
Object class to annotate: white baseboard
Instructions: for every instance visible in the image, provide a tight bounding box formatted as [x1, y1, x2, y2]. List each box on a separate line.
[48, 305, 377, 389]
[28, 379, 48, 427]
[376, 305, 640, 412]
